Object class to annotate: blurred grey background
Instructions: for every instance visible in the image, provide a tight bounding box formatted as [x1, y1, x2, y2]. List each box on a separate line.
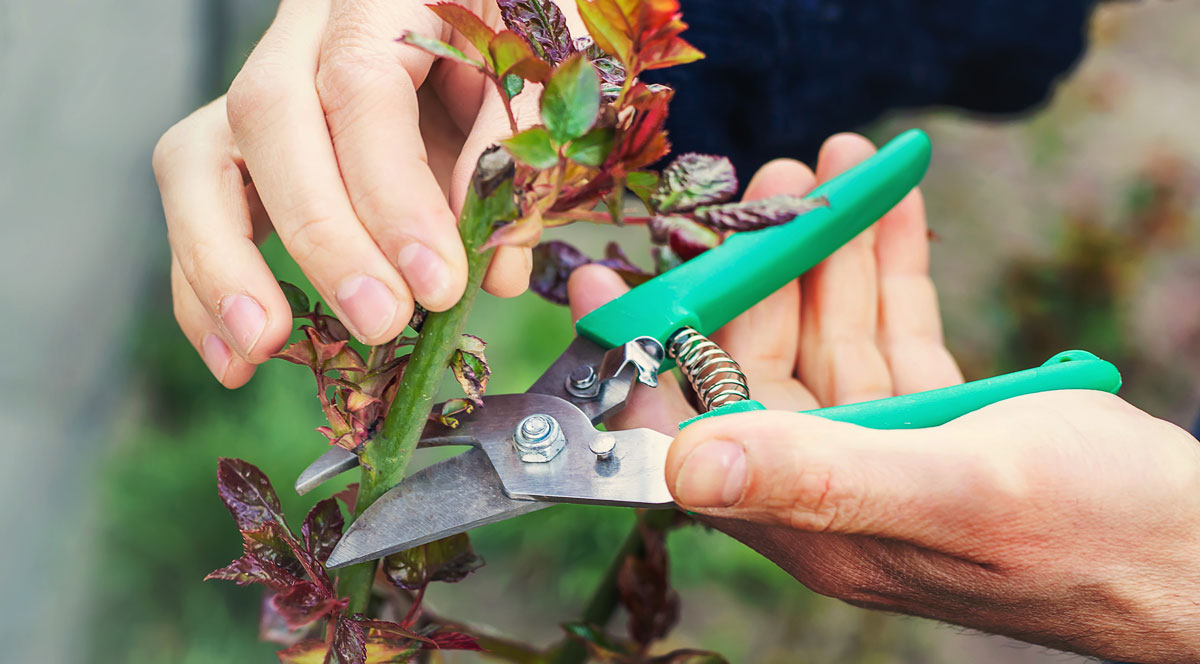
[2, 1, 1198, 662]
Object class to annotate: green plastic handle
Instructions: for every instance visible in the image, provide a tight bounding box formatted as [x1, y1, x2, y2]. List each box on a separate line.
[680, 350, 1122, 430]
[577, 128, 932, 351]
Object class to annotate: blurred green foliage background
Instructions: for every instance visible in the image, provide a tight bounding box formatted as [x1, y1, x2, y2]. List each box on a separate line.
[82, 3, 1200, 663]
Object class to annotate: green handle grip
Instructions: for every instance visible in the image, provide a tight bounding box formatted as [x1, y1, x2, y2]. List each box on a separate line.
[808, 350, 1121, 428]
[680, 350, 1122, 429]
[577, 128, 932, 351]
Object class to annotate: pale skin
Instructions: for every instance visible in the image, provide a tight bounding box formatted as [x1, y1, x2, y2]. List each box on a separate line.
[153, 0, 585, 387]
[154, 1, 1200, 659]
[567, 134, 1200, 664]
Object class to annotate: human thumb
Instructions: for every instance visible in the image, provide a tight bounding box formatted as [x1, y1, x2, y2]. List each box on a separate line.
[665, 410, 973, 541]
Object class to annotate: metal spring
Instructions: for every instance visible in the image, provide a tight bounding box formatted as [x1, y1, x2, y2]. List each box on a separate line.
[667, 327, 750, 412]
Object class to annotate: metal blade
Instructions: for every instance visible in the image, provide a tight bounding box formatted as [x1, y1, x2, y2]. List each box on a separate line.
[326, 447, 548, 569]
[296, 339, 607, 494]
[296, 446, 358, 495]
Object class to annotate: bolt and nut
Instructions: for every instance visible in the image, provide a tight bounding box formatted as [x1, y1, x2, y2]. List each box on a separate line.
[513, 414, 566, 463]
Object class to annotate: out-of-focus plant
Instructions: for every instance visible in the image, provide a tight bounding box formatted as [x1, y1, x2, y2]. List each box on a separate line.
[206, 1, 827, 661]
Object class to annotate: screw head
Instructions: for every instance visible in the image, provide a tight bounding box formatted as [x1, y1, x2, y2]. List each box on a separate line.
[514, 414, 565, 463]
[569, 365, 597, 389]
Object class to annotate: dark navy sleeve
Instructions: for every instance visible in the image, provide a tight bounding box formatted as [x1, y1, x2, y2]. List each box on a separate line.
[647, 0, 1099, 177]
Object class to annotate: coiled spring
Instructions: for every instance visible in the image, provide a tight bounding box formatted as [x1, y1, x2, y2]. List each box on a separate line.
[667, 327, 750, 411]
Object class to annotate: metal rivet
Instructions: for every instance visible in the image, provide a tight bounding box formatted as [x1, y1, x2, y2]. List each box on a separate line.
[565, 364, 600, 398]
[569, 365, 597, 389]
[589, 434, 616, 460]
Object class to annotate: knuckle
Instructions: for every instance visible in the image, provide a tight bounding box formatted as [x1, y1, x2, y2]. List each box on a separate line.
[281, 214, 341, 267]
[226, 66, 287, 131]
[151, 123, 186, 178]
[316, 43, 399, 117]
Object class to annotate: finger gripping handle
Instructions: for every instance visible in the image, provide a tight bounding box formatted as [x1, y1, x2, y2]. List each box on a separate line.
[577, 129, 933, 351]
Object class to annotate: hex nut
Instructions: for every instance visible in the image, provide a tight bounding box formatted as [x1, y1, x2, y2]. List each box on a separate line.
[513, 414, 566, 463]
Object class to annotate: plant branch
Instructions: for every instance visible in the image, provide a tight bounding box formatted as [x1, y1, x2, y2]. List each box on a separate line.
[491, 75, 520, 135]
[551, 510, 678, 664]
[338, 148, 518, 615]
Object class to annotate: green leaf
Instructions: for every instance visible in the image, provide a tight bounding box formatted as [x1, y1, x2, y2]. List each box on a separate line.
[449, 334, 490, 404]
[396, 31, 483, 70]
[561, 623, 634, 658]
[540, 52, 601, 144]
[432, 398, 473, 428]
[564, 126, 614, 167]
[625, 170, 660, 209]
[463, 146, 518, 248]
[426, 2, 496, 69]
[501, 127, 559, 169]
[489, 30, 551, 81]
[501, 73, 524, 99]
[278, 281, 310, 317]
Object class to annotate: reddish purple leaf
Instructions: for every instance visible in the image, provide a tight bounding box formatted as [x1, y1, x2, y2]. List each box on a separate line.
[217, 458, 288, 532]
[205, 553, 301, 592]
[332, 616, 367, 664]
[651, 153, 737, 213]
[530, 240, 649, 305]
[605, 82, 673, 171]
[301, 498, 344, 565]
[274, 338, 318, 368]
[649, 215, 721, 261]
[574, 36, 625, 101]
[272, 581, 341, 630]
[497, 0, 574, 65]
[240, 523, 305, 579]
[691, 194, 829, 232]
[353, 618, 432, 644]
[260, 592, 311, 647]
[423, 629, 484, 652]
[333, 483, 359, 515]
[648, 649, 730, 663]
[617, 521, 679, 647]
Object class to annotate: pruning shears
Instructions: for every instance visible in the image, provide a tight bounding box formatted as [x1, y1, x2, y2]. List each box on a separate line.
[297, 129, 1123, 569]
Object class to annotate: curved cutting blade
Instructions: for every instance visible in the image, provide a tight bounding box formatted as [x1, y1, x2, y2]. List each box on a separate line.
[326, 447, 548, 569]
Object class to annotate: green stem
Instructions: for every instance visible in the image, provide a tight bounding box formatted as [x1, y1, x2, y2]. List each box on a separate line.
[338, 148, 518, 615]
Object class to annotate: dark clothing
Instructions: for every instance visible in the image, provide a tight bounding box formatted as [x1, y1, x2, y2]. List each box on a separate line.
[650, 0, 1098, 175]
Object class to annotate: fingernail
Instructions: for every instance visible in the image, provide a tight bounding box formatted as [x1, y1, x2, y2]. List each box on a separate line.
[202, 334, 231, 382]
[336, 274, 397, 339]
[220, 294, 267, 355]
[674, 441, 747, 508]
[396, 242, 453, 308]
